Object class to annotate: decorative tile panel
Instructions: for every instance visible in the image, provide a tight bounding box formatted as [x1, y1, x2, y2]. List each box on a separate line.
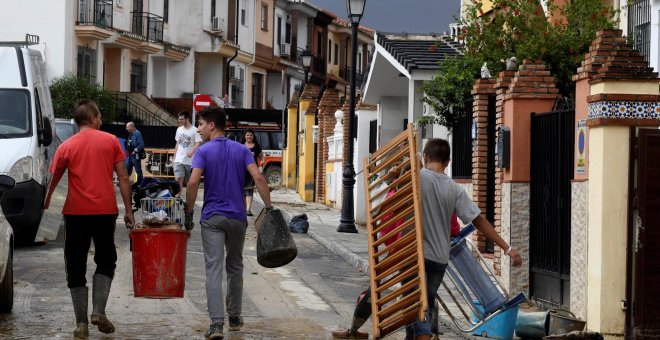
[588, 100, 660, 119]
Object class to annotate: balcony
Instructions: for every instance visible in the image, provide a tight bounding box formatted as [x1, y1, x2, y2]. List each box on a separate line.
[131, 12, 164, 53]
[75, 0, 114, 40]
[294, 48, 326, 82]
[162, 42, 191, 62]
[342, 66, 364, 88]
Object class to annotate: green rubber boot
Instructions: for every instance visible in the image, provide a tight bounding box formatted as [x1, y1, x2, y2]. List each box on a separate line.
[70, 287, 89, 339]
[91, 274, 115, 333]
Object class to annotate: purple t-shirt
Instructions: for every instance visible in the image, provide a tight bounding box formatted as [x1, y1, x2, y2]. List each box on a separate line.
[191, 137, 255, 222]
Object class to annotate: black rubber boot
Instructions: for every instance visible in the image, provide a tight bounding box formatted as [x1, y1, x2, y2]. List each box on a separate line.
[91, 274, 115, 333]
[70, 287, 89, 339]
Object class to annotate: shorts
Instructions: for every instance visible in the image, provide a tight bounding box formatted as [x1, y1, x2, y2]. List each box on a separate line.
[173, 162, 191, 181]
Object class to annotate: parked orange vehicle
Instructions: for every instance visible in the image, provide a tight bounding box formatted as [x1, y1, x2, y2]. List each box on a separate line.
[142, 124, 284, 186]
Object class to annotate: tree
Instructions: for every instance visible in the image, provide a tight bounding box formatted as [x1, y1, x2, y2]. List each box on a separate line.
[50, 74, 116, 120]
[423, 0, 617, 127]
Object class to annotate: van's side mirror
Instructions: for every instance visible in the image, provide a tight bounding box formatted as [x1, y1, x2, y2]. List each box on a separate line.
[39, 117, 53, 146]
[0, 175, 16, 194]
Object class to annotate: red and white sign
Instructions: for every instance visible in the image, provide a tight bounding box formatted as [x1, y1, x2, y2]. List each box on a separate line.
[193, 94, 212, 112]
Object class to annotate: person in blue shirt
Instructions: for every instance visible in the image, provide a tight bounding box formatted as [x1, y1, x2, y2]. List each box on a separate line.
[125, 122, 145, 187]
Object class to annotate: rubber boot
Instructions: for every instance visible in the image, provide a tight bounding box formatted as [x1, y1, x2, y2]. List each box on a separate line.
[70, 287, 89, 339]
[91, 274, 115, 333]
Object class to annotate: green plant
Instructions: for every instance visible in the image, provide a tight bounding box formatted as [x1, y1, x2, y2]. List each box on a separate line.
[422, 0, 617, 127]
[421, 55, 482, 127]
[50, 74, 117, 121]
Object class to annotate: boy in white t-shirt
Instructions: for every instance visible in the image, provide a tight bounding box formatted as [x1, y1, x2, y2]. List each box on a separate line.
[173, 111, 202, 195]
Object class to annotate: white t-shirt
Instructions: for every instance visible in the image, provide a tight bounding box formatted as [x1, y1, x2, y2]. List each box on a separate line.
[174, 125, 202, 165]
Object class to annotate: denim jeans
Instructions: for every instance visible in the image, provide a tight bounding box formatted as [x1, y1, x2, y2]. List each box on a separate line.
[201, 214, 248, 323]
[125, 154, 143, 186]
[405, 259, 448, 339]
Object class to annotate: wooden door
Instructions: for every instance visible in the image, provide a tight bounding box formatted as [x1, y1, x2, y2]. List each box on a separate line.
[632, 128, 660, 337]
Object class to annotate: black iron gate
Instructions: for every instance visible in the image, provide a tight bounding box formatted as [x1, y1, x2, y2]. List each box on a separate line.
[530, 109, 574, 308]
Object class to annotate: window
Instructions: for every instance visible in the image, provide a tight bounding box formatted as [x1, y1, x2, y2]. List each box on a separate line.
[627, 0, 650, 61]
[285, 19, 291, 44]
[260, 3, 268, 31]
[231, 67, 244, 108]
[328, 39, 332, 63]
[0, 89, 31, 137]
[211, 0, 216, 19]
[77, 46, 96, 84]
[252, 73, 264, 109]
[358, 52, 362, 71]
[277, 16, 282, 45]
[130, 59, 147, 94]
[163, 0, 169, 23]
[334, 43, 339, 65]
[241, 9, 246, 26]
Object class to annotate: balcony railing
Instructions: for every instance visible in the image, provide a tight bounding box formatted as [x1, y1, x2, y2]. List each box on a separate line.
[628, 0, 651, 62]
[131, 12, 164, 43]
[342, 66, 364, 88]
[78, 0, 113, 29]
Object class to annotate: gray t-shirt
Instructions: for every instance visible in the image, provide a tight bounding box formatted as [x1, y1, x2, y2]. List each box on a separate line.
[420, 168, 481, 264]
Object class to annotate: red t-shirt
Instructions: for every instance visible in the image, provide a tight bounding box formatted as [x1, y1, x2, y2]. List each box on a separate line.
[50, 129, 125, 215]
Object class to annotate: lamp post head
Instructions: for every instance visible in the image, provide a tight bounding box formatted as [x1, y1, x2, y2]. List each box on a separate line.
[301, 49, 313, 70]
[346, 0, 366, 25]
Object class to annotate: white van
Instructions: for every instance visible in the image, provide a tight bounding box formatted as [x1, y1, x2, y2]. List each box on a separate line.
[0, 38, 57, 244]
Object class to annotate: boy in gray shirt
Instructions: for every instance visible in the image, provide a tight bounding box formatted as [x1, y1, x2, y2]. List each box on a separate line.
[407, 138, 522, 340]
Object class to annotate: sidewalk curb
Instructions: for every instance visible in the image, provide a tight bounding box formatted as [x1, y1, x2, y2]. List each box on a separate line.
[253, 198, 370, 274]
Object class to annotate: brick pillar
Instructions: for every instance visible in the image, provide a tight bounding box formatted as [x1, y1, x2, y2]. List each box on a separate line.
[315, 89, 340, 203]
[580, 29, 659, 336]
[500, 60, 559, 292]
[471, 78, 496, 239]
[490, 70, 516, 273]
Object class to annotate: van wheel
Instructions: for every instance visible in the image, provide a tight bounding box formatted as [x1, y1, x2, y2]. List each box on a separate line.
[264, 166, 282, 186]
[0, 249, 13, 313]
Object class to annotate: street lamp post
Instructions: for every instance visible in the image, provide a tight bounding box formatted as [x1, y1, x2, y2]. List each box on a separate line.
[301, 48, 312, 84]
[337, 0, 366, 233]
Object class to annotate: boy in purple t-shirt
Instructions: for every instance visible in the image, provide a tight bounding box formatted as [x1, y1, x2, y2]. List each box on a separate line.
[185, 107, 273, 339]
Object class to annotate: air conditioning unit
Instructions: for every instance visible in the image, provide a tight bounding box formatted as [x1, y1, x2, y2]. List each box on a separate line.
[211, 16, 223, 32]
[280, 42, 290, 56]
[228, 65, 238, 80]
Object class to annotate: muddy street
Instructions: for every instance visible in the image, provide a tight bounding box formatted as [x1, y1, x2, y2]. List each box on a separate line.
[0, 182, 372, 339]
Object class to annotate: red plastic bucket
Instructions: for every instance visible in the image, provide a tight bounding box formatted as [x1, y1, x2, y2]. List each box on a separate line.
[129, 228, 190, 298]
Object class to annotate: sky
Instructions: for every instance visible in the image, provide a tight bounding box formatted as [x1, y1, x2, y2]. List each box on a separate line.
[309, 0, 461, 34]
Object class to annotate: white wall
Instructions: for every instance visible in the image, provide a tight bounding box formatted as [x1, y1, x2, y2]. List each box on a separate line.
[355, 108, 378, 225]
[0, 0, 73, 82]
[267, 72, 287, 110]
[297, 14, 309, 50]
[167, 56, 194, 97]
[238, 0, 255, 54]
[379, 96, 408, 145]
[198, 53, 223, 97]
[151, 58, 167, 96]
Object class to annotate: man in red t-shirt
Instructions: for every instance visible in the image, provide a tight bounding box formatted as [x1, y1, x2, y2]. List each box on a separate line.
[45, 100, 134, 339]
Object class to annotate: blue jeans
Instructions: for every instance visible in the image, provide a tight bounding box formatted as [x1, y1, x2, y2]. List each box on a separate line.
[125, 154, 143, 186]
[201, 214, 248, 323]
[405, 259, 448, 339]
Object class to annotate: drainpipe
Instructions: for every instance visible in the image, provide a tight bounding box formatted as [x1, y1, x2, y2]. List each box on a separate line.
[226, 50, 238, 98]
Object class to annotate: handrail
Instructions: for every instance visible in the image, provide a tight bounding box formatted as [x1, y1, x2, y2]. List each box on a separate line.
[114, 92, 172, 126]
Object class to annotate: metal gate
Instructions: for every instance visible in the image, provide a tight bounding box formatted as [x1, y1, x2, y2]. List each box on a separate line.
[631, 128, 660, 337]
[529, 109, 574, 308]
